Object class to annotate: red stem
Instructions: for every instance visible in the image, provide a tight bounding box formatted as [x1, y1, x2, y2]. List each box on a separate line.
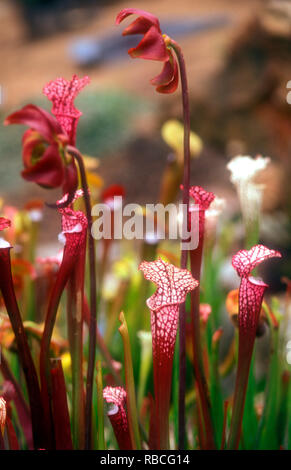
[227, 336, 255, 449]
[39, 242, 77, 448]
[50, 358, 73, 450]
[67, 250, 86, 448]
[190, 237, 215, 449]
[170, 38, 191, 450]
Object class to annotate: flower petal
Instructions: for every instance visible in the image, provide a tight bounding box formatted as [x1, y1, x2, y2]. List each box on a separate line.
[156, 53, 179, 94]
[151, 58, 175, 87]
[128, 25, 168, 61]
[4, 104, 63, 143]
[116, 8, 161, 28]
[122, 16, 153, 36]
[21, 143, 65, 188]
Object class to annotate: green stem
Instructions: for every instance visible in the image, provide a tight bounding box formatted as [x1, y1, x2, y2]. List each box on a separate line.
[96, 360, 105, 450]
[119, 311, 141, 450]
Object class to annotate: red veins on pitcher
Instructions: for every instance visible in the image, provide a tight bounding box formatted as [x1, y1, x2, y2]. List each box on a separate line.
[232, 244, 281, 336]
[103, 386, 132, 450]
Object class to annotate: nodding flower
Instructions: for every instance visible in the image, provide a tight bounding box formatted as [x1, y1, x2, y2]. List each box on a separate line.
[227, 244, 281, 450]
[4, 75, 89, 195]
[116, 8, 178, 93]
[103, 386, 132, 450]
[139, 258, 198, 449]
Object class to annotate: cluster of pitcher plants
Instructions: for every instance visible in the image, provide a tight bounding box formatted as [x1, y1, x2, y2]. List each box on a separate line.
[0, 8, 290, 450]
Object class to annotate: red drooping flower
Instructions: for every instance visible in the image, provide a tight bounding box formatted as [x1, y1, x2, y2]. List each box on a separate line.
[103, 386, 132, 450]
[227, 244, 281, 450]
[101, 184, 125, 206]
[4, 75, 89, 195]
[116, 9, 178, 93]
[139, 258, 198, 449]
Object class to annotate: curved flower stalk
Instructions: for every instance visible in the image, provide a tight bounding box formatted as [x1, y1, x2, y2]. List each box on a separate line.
[103, 386, 132, 450]
[39, 190, 87, 448]
[139, 258, 198, 449]
[227, 245, 281, 450]
[4, 75, 89, 197]
[117, 8, 194, 445]
[188, 186, 216, 449]
[116, 9, 178, 93]
[227, 155, 270, 248]
[0, 218, 46, 449]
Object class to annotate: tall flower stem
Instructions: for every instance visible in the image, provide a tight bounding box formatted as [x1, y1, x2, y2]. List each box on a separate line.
[67, 146, 97, 449]
[0, 249, 45, 449]
[169, 38, 191, 450]
[119, 311, 141, 450]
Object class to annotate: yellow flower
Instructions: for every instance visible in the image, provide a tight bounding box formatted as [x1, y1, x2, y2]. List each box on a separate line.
[61, 352, 72, 373]
[161, 119, 203, 160]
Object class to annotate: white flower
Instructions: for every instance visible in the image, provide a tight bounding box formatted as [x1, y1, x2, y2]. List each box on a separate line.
[227, 155, 270, 243]
[227, 155, 270, 185]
